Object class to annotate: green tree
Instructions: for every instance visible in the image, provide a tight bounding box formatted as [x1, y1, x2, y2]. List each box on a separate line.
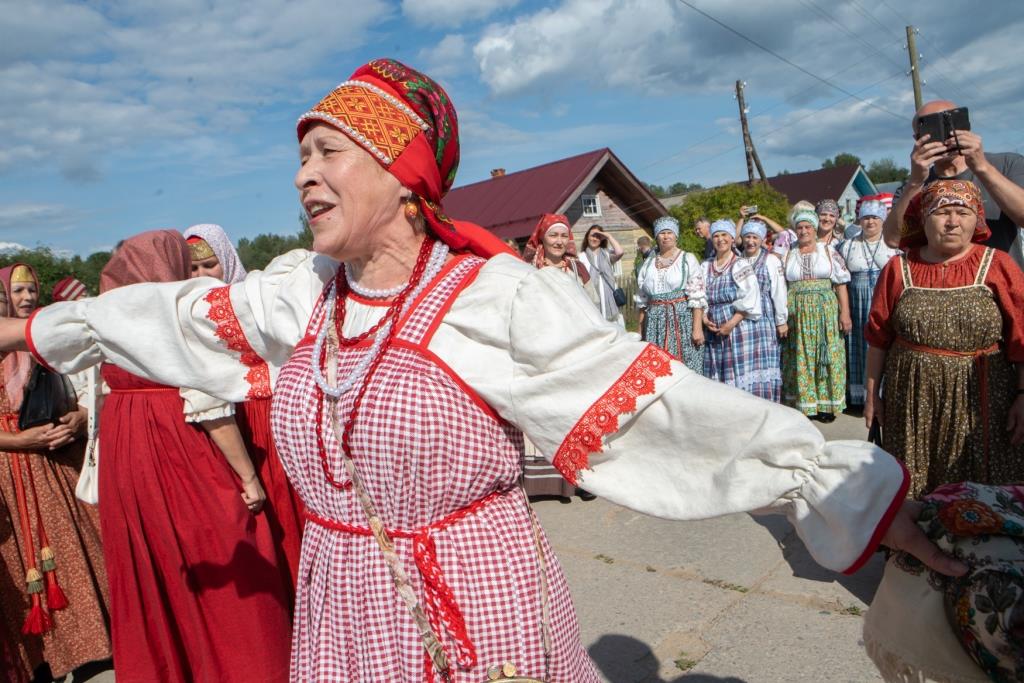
[644, 183, 667, 198]
[237, 215, 314, 271]
[866, 157, 909, 184]
[0, 247, 111, 305]
[822, 153, 862, 169]
[669, 182, 791, 259]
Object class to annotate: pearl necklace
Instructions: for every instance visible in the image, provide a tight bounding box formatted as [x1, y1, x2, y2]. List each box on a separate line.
[344, 265, 407, 299]
[311, 240, 449, 398]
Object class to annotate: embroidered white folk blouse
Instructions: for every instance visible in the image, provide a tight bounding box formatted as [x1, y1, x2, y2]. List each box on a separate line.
[700, 257, 762, 321]
[28, 250, 906, 573]
[783, 243, 852, 285]
[836, 237, 901, 274]
[743, 251, 789, 326]
[634, 251, 706, 309]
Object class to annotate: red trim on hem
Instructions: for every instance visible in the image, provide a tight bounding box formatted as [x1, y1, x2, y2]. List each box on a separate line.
[552, 344, 674, 485]
[204, 286, 272, 400]
[391, 338, 502, 424]
[842, 460, 910, 575]
[24, 309, 56, 372]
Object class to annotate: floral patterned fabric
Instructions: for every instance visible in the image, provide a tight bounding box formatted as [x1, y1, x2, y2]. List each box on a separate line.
[894, 482, 1024, 681]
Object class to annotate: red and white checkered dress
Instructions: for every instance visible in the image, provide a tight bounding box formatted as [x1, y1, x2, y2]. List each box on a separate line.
[273, 255, 599, 681]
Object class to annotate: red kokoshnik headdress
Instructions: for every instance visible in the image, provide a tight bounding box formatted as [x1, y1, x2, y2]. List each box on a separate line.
[297, 58, 514, 259]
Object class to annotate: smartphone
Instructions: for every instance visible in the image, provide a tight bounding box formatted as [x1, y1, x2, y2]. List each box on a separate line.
[915, 107, 970, 142]
[742, 205, 759, 217]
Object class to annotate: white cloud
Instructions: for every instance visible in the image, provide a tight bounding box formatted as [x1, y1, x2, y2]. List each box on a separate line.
[0, 0, 388, 182]
[402, 0, 520, 27]
[0, 242, 29, 253]
[0, 203, 79, 231]
[418, 34, 471, 79]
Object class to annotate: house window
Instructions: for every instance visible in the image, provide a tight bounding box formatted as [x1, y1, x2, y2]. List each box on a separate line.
[582, 194, 601, 217]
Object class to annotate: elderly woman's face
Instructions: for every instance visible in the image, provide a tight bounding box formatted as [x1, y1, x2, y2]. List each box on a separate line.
[741, 233, 762, 254]
[711, 231, 734, 254]
[295, 123, 404, 260]
[10, 282, 38, 318]
[541, 226, 571, 260]
[859, 215, 883, 238]
[795, 221, 817, 245]
[924, 205, 977, 254]
[656, 230, 676, 252]
[818, 212, 837, 231]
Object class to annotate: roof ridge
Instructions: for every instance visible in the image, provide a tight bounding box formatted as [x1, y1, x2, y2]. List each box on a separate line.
[452, 147, 609, 190]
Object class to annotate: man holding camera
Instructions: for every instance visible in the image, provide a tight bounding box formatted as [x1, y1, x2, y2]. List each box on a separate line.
[882, 99, 1024, 268]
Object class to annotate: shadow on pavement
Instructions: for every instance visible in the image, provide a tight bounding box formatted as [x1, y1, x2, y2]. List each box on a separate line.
[750, 514, 882, 605]
[588, 634, 747, 683]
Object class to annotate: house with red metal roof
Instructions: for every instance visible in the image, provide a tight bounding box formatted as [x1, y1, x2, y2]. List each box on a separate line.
[444, 148, 666, 265]
[765, 164, 878, 222]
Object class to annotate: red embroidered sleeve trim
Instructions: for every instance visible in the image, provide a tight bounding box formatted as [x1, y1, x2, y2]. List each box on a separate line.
[204, 286, 271, 399]
[552, 344, 674, 485]
[841, 460, 910, 575]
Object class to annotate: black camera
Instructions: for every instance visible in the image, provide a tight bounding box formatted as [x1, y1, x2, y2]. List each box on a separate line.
[915, 107, 971, 147]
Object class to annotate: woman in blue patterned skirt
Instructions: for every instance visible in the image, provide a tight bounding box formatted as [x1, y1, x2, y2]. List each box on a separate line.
[701, 219, 763, 392]
[738, 218, 788, 401]
[636, 216, 707, 373]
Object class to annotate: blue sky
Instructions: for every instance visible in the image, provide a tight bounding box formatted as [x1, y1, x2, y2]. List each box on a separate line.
[2, 0, 1022, 255]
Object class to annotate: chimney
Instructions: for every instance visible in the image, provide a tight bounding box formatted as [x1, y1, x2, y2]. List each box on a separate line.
[490, 168, 505, 178]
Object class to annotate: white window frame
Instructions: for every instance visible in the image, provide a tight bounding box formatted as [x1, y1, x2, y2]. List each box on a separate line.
[581, 194, 601, 217]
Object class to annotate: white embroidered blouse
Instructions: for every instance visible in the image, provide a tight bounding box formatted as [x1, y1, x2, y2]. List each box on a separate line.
[783, 243, 852, 285]
[837, 237, 901, 274]
[743, 251, 789, 326]
[634, 251, 706, 309]
[27, 249, 906, 573]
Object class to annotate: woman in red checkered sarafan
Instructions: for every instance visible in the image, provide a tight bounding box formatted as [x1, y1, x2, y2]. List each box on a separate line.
[0, 59, 964, 681]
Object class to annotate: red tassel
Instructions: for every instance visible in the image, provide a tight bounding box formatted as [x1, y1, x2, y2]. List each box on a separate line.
[22, 595, 52, 635]
[45, 572, 69, 611]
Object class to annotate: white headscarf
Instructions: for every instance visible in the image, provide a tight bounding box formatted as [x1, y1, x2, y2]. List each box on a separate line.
[183, 223, 247, 284]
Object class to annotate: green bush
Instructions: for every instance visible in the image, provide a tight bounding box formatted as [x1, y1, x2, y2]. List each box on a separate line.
[669, 182, 791, 258]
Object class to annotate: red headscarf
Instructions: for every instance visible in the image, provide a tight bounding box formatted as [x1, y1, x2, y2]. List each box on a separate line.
[900, 179, 991, 250]
[51, 276, 88, 302]
[100, 230, 191, 293]
[0, 263, 40, 411]
[297, 58, 515, 260]
[522, 213, 589, 283]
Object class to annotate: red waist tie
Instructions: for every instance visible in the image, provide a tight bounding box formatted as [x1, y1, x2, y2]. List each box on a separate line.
[894, 337, 1001, 472]
[305, 487, 508, 672]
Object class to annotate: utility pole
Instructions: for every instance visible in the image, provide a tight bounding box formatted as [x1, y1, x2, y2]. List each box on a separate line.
[905, 25, 923, 111]
[735, 80, 767, 184]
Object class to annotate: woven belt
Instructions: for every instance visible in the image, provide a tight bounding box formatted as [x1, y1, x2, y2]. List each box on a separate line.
[894, 337, 1001, 472]
[306, 487, 509, 671]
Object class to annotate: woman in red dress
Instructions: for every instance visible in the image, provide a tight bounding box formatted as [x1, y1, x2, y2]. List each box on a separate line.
[183, 223, 304, 603]
[95, 231, 291, 682]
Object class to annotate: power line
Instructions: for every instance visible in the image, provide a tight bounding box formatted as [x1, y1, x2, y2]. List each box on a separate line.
[672, 0, 906, 120]
[797, 0, 906, 73]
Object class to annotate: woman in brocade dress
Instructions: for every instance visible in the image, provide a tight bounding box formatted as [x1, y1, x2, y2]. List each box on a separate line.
[782, 209, 853, 421]
[93, 231, 291, 682]
[635, 216, 705, 373]
[700, 220, 763, 393]
[0, 264, 111, 682]
[837, 201, 900, 408]
[864, 179, 1024, 497]
[184, 222, 305, 601]
[738, 219, 788, 402]
[0, 59, 963, 682]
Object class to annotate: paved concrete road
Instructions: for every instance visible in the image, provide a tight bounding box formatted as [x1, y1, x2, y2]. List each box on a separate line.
[534, 410, 884, 683]
[79, 412, 880, 683]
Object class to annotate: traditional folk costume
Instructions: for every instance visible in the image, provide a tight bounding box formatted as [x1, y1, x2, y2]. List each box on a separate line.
[866, 180, 1024, 498]
[184, 223, 305, 598]
[782, 210, 852, 417]
[519, 214, 583, 499]
[26, 60, 912, 682]
[92, 232, 292, 682]
[0, 264, 111, 682]
[836, 201, 900, 407]
[739, 220, 787, 402]
[701, 220, 765, 394]
[635, 217, 706, 374]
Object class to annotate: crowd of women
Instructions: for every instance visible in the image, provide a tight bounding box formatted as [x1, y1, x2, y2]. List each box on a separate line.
[0, 56, 1004, 682]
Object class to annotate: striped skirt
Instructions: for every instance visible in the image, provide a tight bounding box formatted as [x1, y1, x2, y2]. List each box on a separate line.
[782, 279, 847, 416]
[644, 290, 703, 374]
[844, 270, 879, 406]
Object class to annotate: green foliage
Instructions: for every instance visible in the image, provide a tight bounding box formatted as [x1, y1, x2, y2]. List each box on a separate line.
[822, 152, 863, 169]
[0, 248, 111, 305]
[866, 157, 910, 184]
[668, 182, 791, 258]
[237, 216, 314, 271]
[644, 181, 704, 199]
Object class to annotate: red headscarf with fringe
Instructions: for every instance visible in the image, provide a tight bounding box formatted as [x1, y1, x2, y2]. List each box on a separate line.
[522, 213, 589, 283]
[297, 59, 514, 260]
[900, 179, 991, 250]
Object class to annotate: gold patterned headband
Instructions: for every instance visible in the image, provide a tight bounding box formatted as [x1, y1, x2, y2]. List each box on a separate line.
[187, 237, 216, 261]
